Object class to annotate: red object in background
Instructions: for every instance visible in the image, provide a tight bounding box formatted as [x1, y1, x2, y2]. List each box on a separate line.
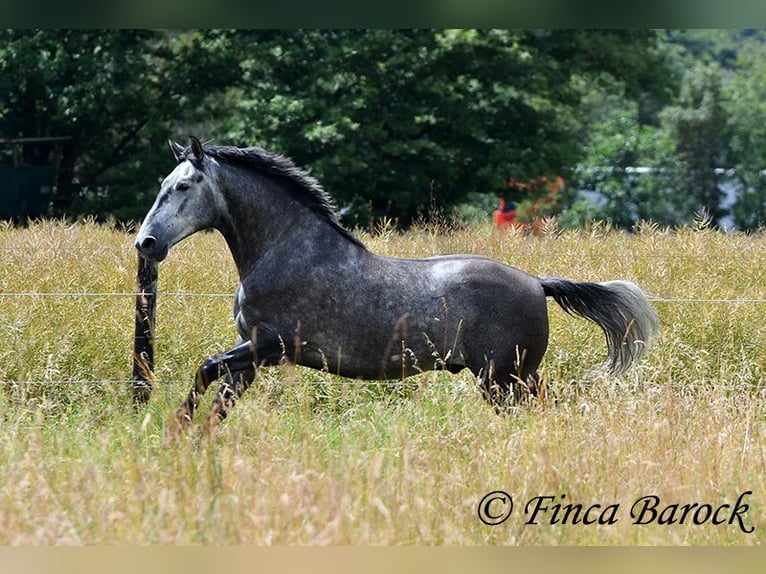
[494, 176, 564, 232]
[493, 197, 517, 229]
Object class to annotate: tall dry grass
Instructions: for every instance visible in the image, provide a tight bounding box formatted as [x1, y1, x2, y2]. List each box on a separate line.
[0, 218, 764, 544]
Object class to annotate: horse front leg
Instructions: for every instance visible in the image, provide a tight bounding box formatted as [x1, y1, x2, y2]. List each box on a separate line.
[207, 326, 288, 425]
[207, 367, 255, 425]
[168, 324, 289, 438]
[174, 340, 256, 429]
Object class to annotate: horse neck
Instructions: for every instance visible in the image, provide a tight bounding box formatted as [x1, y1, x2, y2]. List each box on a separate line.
[214, 169, 360, 278]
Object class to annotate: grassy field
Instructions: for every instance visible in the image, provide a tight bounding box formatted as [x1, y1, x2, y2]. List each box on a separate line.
[0, 218, 764, 545]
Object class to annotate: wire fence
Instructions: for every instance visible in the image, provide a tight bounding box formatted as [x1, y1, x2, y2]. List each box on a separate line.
[0, 291, 233, 298]
[1, 287, 765, 390]
[0, 381, 750, 395]
[3, 290, 766, 304]
[2, 378, 764, 393]
[2, 245, 765, 260]
[2, 245, 766, 389]
[0, 379, 427, 388]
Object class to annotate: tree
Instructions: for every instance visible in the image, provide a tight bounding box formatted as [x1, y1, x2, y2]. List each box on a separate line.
[0, 30, 242, 220]
[569, 85, 680, 229]
[724, 41, 766, 230]
[0, 29, 675, 225]
[218, 30, 672, 227]
[660, 63, 728, 225]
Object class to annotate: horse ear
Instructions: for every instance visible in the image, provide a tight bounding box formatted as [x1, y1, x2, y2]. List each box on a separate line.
[189, 136, 205, 162]
[168, 140, 185, 162]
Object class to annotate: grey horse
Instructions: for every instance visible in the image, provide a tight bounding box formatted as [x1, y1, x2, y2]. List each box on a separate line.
[136, 137, 658, 426]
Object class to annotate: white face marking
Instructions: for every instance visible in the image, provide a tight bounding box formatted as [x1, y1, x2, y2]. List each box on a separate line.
[136, 159, 222, 261]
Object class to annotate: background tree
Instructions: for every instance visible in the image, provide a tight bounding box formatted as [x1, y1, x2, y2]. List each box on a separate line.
[564, 29, 766, 231]
[724, 41, 766, 230]
[0, 30, 242, 220]
[7, 29, 745, 228]
[660, 62, 728, 225]
[217, 29, 671, 227]
[568, 85, 678, 229]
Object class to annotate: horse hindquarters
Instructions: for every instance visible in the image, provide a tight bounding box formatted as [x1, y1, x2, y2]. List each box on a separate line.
[468, 273, 658, 409]
[461, 271, 550, 407]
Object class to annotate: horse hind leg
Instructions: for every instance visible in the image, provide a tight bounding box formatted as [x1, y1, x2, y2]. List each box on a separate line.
[513, 370, 553, 405]
[478, 369, 548, 412]
[475, 358, 515, 411]
[476, 359, 505, 409]
[476, 349, 550, 411]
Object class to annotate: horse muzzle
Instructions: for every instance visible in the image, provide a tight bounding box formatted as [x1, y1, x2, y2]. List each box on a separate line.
[135, 234, 169, 262]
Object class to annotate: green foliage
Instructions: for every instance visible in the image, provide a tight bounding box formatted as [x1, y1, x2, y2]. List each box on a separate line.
[16, 29, 766, 228]
[571, 85, 680, 228]
[724, 40, 766, 230]
[660, 62, 728, 225]
[219, 30, 614, 225]
[0, 30, 243, 220]
[570, 37, 755, 231]
[452, 192, 500, 226]
[0, 29, 673, 226]
[662, 29, 766, 71]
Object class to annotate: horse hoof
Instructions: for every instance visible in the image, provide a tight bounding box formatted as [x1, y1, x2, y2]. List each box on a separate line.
[163, 411, 192, 446]
[202, 409, 224, 435]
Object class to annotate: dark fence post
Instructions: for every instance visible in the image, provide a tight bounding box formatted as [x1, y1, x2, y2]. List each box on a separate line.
[132, 252, 158, 405]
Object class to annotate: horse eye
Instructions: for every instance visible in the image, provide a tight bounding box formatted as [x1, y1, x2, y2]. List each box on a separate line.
[176, 182, 191, 192]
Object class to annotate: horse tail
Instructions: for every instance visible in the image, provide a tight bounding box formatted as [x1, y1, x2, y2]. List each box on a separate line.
[540, 277, 659, 375]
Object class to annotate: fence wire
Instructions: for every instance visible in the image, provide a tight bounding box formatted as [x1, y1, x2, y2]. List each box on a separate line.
[1, 378, 764, 392]
[2, 249, 766, 388]
[2, 290, 766, 304]
[0, 291, 233, 298]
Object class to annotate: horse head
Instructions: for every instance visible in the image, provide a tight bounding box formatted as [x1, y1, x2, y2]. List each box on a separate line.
[135, 136, 223, 261]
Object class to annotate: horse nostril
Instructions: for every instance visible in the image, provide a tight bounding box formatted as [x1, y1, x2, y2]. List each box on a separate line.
[139, 236, 157, 251]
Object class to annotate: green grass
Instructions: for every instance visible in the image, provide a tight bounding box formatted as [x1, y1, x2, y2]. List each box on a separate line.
[0, 218, 765, 544]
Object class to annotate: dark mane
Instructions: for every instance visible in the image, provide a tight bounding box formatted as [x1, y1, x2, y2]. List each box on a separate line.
[181, 143, 366, 249]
